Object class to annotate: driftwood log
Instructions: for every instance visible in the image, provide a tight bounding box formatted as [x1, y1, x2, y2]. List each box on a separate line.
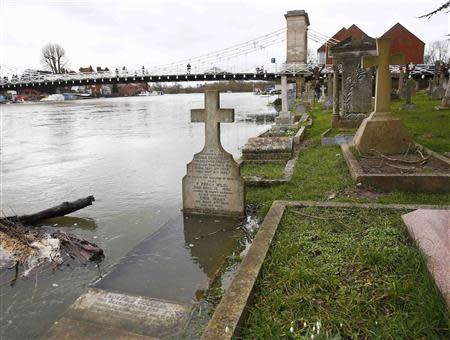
[3, 196, 95, 225]
[1, 195, 103, 268]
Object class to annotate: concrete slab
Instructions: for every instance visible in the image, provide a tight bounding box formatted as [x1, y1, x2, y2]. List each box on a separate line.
[46, 288, 192, 339]
[402, 209, 450, 308]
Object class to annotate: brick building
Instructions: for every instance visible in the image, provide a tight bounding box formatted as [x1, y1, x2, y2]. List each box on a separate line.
[318, 23, 424, 65]
[317, 24, 367, 65]
[381, 23, 425, 64]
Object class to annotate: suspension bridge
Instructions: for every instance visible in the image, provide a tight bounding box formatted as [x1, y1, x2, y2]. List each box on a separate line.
[0, 10, 435, 93]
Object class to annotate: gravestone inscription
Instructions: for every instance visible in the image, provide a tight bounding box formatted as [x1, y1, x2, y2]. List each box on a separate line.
[182, 90, 244, 216]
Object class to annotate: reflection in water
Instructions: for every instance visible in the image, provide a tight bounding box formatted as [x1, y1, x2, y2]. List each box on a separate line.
[95, 213, 243, 304]
[38, 217, 98, 230]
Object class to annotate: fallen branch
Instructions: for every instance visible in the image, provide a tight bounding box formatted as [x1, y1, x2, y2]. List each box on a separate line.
[370, 149, 428, 164]
[386, 163, 416, 171]
[3, 196, 95, 225]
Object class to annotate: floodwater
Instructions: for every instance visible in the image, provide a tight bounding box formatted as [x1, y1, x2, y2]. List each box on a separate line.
[0, 93, 275, 339]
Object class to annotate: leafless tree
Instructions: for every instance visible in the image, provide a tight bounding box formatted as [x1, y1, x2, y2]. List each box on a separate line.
[41, 43, 68, 74]
[419, 1, 450, 19]
[424, 40, 449, 64]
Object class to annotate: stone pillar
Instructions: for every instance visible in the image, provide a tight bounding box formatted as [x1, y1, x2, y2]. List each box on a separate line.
[285, 10, 310, 64]
[332, 65, 340, 116]
[281, 75, 289, 113]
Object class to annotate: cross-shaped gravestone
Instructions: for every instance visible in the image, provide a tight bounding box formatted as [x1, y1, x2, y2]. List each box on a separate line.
[191, 90, 234, 150]
[182, 90, 244, 216]
[361, 38, 404, 115]
[352, 37, 413, 154]
[319, 85, 326, 102]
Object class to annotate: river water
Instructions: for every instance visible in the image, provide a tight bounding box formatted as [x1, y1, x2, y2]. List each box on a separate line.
[0, 93, 274, 339]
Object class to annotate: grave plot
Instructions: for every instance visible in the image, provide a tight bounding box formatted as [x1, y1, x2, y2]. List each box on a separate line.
[341, 38, 450, 193]
[203, 202, 449, 340]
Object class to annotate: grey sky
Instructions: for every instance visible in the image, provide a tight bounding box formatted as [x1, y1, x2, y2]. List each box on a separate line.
[1, 0, 449, 73]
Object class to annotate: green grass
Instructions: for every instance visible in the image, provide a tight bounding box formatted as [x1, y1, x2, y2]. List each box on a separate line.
[247, 101, 450, 218]
[393, 92, 450, 154]
[241, 162, 286, 179]
[239, 207, 449, 339]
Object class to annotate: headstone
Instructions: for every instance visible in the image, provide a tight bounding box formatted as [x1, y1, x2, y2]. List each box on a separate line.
[329, 36, 376, 122]
[319, 85, 326, 102]
[352, 37, 413, 155]
[398, 66, 405, 98]
[275, 75, 295, 127]
[402, 78, 416, 110]
[436, 75, 450, 110]
[182, 90, 244, 216]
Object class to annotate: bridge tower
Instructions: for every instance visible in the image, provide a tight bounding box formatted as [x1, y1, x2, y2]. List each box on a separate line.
[278, 9, 310, 125]
[285, 10, 310, 64]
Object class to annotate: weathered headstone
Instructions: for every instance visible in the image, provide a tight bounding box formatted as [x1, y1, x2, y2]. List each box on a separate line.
[402, 78, 416, 110]
[398, 66, 405, 98]
[182, 90, 244, 216]
[319, 85, 326, 102]
[275, 75, 295, 127]
[352, 37, 413, 155]
[436, 75, 450, 110]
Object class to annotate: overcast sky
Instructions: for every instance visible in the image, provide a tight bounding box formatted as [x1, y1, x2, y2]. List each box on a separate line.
[1, 0, 449, 74]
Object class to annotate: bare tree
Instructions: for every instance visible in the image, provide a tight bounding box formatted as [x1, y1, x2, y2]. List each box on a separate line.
[41, 43, 68, 74]
[424, 40, 449, 64]
[419, 1, 450, 19]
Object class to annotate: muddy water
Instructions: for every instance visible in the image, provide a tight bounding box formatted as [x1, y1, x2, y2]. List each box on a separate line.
[0, 93, 275, 339]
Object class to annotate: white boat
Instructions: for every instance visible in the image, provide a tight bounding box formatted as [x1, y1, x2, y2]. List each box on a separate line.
[136, 91, 151, 96]
[40, 94, 65, 102]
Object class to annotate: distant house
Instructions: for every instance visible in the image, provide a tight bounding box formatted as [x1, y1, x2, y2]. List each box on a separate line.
[381, 23, 425, 64]
[79, 66, 94, 73]
[317, 24, 368, 65]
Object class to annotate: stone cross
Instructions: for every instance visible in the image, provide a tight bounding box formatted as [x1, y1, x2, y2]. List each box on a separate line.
[182, 90, 244, 216]
[362, 38, 405, 115]
[320, 85, 326, 97]
[352, 37, 412, 155]
[191, 91, 234, 149]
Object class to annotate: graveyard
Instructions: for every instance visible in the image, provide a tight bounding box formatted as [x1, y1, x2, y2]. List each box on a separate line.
[2, 3, 450, 340]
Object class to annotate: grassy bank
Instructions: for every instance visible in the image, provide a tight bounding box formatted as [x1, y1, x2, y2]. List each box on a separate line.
[246, 95, 450, 218]
[240, 207, 449, 339]
[238, 94, 450, 338]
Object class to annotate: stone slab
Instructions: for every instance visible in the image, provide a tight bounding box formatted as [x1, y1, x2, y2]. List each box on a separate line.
[46, 317, 155, 340]
[46, 288, 192, 339]
[402, 209, 450, 308]
[242, 137, 293, 154]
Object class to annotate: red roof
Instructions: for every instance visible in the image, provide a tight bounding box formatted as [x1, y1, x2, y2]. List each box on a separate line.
[317, 24, 368, 64]
[381, 23, 425, 64]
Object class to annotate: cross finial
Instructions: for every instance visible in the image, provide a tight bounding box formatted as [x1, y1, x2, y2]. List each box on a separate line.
[191, 90, 234, 149]
[362, 37, 405, 114]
